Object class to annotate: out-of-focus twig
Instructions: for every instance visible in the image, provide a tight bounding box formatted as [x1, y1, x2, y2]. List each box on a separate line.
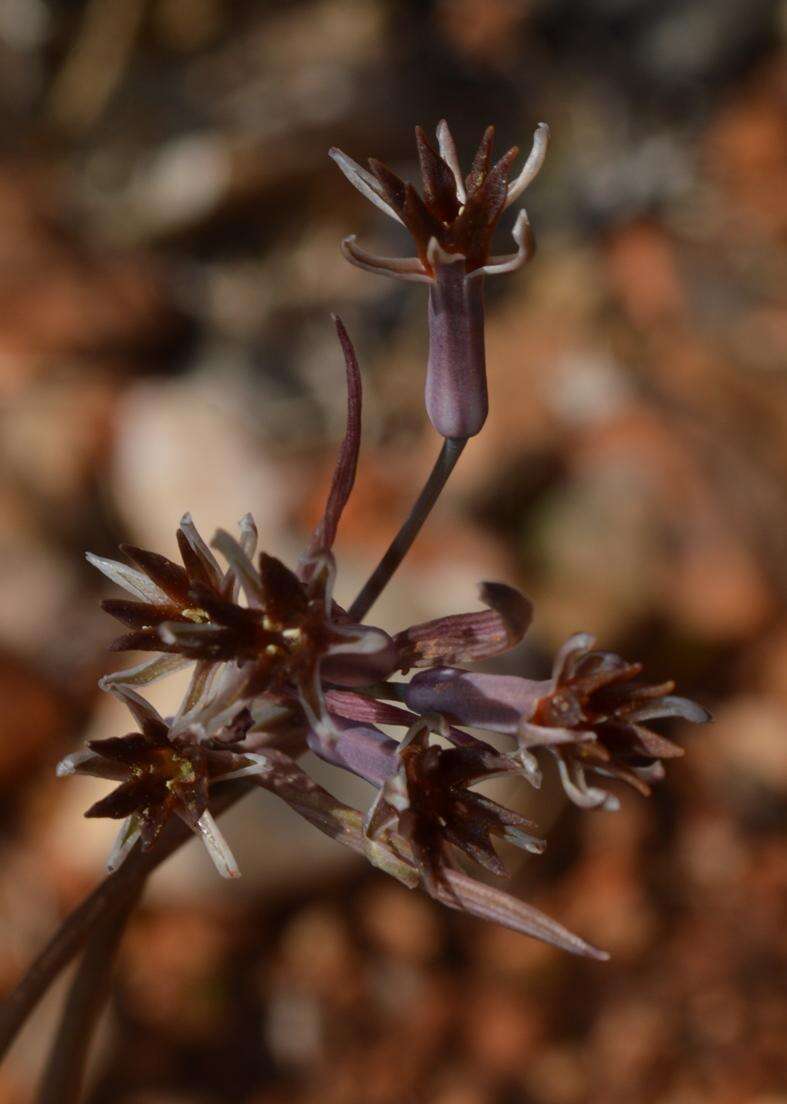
[36, 890, 140, 1104]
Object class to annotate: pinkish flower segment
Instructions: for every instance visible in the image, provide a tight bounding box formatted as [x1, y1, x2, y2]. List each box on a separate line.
[330, 120, 549, 438]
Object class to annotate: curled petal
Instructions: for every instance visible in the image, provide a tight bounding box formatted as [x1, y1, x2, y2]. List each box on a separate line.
[628, 696, 711, 725]
[433, 868, 609, 961]
[504, 122, 550, 209]
[341, 236, 432, 283]
[85, 552, 169, 604]
[470, 209, 535, 279]
[329, 148, 404, 223]
[396, 583, 533, 669]
[553, 752, 619, 812]
[551, 632, 596, 685]
[519, 720, 595, 748]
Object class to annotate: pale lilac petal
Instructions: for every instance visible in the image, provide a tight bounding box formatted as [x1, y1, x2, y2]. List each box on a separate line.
[98, 654, 189, 690]
[211, 529, 264, 606]
[435, 119, 466, 204]
[237, 513, 258, 558]
[633, 761, 666, 784]
[329, 148, 404, 223]
[85, 552, 169, 603]
[341, 236, 432, 283]
[106, 817, 141, 873]
[194, 810, 241, 879]
[504, 122, 550, 209]
[551, 632, 596, 684]
[169, 660, 223, 733]
[56, 748, 101, 777]
[628, 696, 711, 724]
[104, 684, 166, 733]
[212, 752, 272, 783]
[518, 720, 595, 748]
[56, 748, 128, 782]
[179, 512, 223, 586]
[552, 752, 619, 811]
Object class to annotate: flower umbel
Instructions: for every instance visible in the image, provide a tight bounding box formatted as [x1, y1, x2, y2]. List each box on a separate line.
[331, 120, 549, 438]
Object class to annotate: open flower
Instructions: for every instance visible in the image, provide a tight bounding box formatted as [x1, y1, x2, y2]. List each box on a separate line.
[331, 120, 549, 437]
[405, 633, 710, 807]
[366, 718, 544, 891]
[87, 512, 257, 687]
[57, 683, 247, 878]
[87, 319, 397, 745]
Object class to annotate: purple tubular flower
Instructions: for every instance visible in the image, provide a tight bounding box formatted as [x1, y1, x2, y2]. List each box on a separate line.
[426, 251, 488, 438]
[405, 667, 546, 735]
[330, 120, 548, 438]
[405, 633, 710, 807]
[308, 716, 398, 787]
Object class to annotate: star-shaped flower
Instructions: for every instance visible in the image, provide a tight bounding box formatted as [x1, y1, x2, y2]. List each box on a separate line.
[58, 683, 247, 877]
[365, 718, 544, 892]
[331, 120, 549, 437]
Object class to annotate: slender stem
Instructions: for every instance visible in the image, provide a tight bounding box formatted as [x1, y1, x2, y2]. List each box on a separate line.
[36, 891, 139, 1104]
[0, 780, 252, 1064]
[348, 436, 467, 622]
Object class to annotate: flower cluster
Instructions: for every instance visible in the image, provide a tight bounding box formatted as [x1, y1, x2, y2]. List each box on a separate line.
[56, 127, 709, 964]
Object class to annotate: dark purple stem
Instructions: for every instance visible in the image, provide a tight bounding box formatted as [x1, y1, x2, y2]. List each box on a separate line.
[348, 435, 467, 622]
[0, 780, 253, 1065]
[36, 891, 140, 1104]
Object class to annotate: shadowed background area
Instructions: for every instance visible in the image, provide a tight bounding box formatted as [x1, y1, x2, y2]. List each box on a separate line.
[1, 0, 785, 1101]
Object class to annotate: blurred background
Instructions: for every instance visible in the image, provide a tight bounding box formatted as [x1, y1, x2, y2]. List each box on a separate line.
[1, 0, 786, 1101]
